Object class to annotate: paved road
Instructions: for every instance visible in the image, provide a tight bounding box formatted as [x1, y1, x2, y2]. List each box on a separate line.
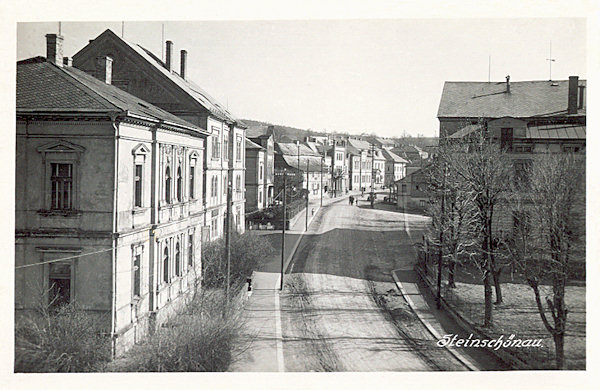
[279, 197, 466, 371]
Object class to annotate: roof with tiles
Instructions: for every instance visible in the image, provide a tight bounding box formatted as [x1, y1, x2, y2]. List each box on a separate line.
[276, 142, 320, 157]
[438, 79, 586, 119]
[17, 57, 204, 132]
[381, 149, 409, 164]
[73, 29, 245, 127]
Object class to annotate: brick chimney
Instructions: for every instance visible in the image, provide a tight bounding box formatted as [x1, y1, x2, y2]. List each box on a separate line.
[46, 33, 64, 66]
[505, 75, 510, 94]
[165, 40, 173, 71]
[568, 76, 578, 114]
[95, 56, 113, 84]
[180, 49, 187, 79]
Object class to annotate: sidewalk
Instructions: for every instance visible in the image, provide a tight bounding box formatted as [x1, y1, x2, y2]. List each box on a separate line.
[392, 269, 509, 370]
[231, 191, 358, 372]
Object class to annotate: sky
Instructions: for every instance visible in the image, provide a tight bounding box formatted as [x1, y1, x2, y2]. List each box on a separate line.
[17, 19, 586, 138]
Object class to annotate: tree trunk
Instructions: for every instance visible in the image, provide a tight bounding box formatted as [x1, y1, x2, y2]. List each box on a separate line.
[493, 267, 503, 304]
[553, 332, 565, 370]
[448, 260, 456, 288]
[483, 237, 493, 327]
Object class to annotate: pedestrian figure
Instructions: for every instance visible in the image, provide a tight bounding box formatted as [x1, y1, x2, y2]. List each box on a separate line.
[349, 196, 354, 205]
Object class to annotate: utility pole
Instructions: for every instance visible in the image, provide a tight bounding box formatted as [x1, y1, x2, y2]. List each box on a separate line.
[280, 169, 287, 290]
[436, 163, 447, 309]
[370, 143, 375, 209]
[305, 159, 309, 231]
[225, 179, 232, 301]
[320, 147, 324, 207]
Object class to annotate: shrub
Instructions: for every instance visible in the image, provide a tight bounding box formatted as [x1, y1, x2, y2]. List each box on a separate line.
[202, 231, 270, 288]
[15, 303, 111, 372]
[107, 288, 244, 372]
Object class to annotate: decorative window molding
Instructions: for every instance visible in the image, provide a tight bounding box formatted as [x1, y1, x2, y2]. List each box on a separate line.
[37, 140, 85, 215]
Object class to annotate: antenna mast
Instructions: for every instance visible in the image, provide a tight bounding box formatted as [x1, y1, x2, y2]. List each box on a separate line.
[546, 40, 556, 81]
[488, 55, 491, 83]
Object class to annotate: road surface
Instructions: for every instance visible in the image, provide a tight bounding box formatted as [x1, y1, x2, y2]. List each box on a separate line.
[279, 197, 467, 371]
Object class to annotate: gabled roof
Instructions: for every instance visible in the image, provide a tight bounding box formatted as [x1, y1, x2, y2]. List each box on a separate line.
[437, 79, 586, 119]
[381, 149, 408, 164]
[276, 142, 320, 157]
[17, 58, 203, 132]
[447, 124, 482, 139]
[347, 138, 372, 150]
[280, 155, 323, 171]
[245, 138, 265, 150]
[246, 125, 272, 138]
[73, 29, 244, 126]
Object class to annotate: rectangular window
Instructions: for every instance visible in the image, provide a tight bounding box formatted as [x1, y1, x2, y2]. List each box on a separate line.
[236, 136, 242, 161]
[134, 164, 143, 207]
[188, 233, 194, 268]
[223, 138, 229, 161]
[514, 145, 533, 153]
[133, 254, 141, 297]
[189, 165, 195, 199]
[500, 128, 513, 151]
[49, 261, 71, 307]
[259, 162, 264, 181]
[51, 163, 73, 210]
[402, 184, 407, 193]
[212, 128, 221, 159]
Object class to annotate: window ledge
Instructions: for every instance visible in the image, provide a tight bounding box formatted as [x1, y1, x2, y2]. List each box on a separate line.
[37, 209, 82, 217]
[132, 207, 148, 215]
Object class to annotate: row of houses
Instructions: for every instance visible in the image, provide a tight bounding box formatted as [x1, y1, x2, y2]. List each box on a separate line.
[14, 28, 436, 356]
[242, 126, 424, 212]
[15, 29, 255, 354]
[396, 75, 586, 232]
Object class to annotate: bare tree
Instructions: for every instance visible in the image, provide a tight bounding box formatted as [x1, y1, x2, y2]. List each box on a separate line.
[506, 153, 584, 369]
[426, 145, 478, 289]
[450, 126, 512, 326]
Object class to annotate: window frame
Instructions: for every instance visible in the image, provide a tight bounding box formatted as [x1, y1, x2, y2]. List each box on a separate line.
[38, 141, 85, 213]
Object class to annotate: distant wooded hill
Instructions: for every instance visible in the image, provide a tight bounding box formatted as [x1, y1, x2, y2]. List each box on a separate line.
[242, 119, 437, 147]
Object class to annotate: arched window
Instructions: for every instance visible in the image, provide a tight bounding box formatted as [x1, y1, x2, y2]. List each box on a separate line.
[176, 166, 182, 202]
[188, 233, 194, 268]
[175, 242, 181, 277]
[165, 166, 172, 204]
[163, 246, 169, 283]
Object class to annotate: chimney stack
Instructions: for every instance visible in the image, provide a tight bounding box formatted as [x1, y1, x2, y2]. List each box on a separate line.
[165, 40, 173, 71]
[63, 57, 72, 66]
[568, 76, 578, 114]
[180, 49, 187, 79]
[505, 75, 510, 94]
[95, 56, 113, 84]
[46, 33, 64, 66]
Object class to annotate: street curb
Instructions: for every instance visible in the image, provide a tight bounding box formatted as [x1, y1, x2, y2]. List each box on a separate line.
[391, 269, 478, 371]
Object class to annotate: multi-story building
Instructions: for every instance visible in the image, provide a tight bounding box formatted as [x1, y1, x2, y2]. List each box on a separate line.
[274, 142, 327, 201]
[327, 140, 349, 195]
[16, 34, 209, 355]
[382, 149, 407, 187]
[246, 125, 276, 208]
[72, 29, 246, 240]
[372, 148, 386, 189]
[347, 139, 371, 192]
[437, 75, 586, 231]
[244, 139, 266, 211]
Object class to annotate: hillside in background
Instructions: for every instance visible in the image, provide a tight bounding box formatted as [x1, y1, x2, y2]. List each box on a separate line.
[242, 119, 438, 147]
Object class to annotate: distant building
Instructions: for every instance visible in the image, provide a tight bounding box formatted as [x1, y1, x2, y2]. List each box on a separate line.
[274, 142, 327, 201]
[244, 139, 266, 212]
[246, 125, 275, 208]
[395, 166, 429, 212]
[381, 149, 408, 187]
[16, 35, 208, 355]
